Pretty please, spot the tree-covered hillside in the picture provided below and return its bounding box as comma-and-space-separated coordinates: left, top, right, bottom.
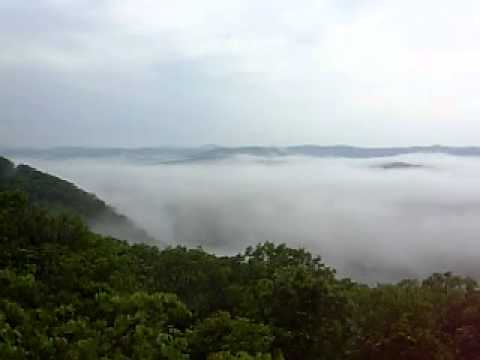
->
1, 188, 480, 359
0, 156, 155, 244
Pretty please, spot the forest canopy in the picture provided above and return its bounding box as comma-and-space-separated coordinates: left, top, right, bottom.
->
1, 190, 480, 359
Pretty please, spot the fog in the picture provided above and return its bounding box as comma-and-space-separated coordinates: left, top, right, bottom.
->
13, 154, 480, 283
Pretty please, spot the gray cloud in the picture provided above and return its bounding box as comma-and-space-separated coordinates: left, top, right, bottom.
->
2, 0, 480, 147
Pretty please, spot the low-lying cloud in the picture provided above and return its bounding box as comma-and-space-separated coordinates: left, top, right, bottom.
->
13, 154, 480, 283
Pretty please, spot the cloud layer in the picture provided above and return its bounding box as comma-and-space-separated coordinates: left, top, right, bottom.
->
15, 154, 480, 283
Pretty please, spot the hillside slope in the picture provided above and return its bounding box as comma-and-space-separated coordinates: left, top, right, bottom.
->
0, 156, 156, 244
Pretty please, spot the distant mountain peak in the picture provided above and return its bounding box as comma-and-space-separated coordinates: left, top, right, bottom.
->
4, 145, 480, 164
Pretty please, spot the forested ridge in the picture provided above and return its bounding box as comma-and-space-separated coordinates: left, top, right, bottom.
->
0, 157, 155, 244
1, 158, 480, 359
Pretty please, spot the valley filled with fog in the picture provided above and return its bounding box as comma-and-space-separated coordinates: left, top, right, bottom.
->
13, 154, 480, 283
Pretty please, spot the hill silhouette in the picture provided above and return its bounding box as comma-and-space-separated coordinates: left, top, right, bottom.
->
0, 156, 156, 244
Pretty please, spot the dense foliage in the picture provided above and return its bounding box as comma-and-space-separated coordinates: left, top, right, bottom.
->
0, 157, 155, 244
1, 190, 480, 359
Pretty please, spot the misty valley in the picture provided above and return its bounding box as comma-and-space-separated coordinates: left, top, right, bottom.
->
4, 0, 480, 357
7, 147, 480, 283
2, 148, 480, 359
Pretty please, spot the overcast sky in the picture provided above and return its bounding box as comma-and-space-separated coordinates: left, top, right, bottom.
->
2, 0, 480, 148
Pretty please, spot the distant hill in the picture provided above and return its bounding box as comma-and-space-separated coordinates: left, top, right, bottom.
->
373, 161, 424, 170
4, 145, 480, 164
0, 156, 157, 244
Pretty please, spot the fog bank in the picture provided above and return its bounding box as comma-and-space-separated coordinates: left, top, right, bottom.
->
14, 154, 480, 283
